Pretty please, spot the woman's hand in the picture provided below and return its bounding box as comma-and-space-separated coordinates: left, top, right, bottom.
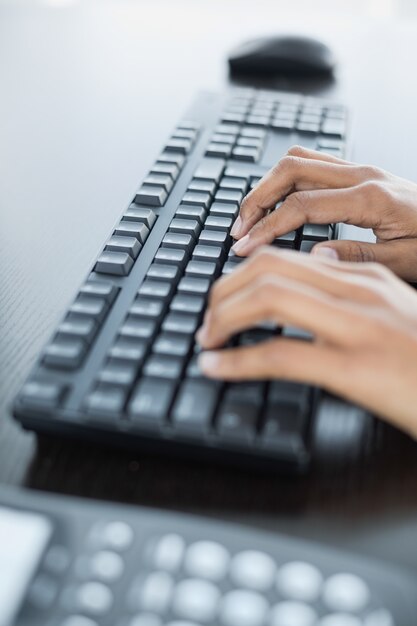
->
230, 146, 417, 281
197, 248, 417, 439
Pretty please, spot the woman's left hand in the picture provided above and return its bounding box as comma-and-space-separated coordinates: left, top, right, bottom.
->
196, 247, 417, 439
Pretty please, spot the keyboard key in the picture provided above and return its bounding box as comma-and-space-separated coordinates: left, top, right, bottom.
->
300, 240, 316, 253
57, 317, 97, 344
135, 185, 168, 207
216, 383, 264, 444
219, 176, 248, 192
69, 295, 108, 322
157, 152, 185, 168
43, 339, 86, 370
97, 362, 138, 388
143, 174, 174, 192
272, 230, 297, 248
155, 247, 187, 268
321, 119, 346, 137
240, 127, 266, 138
205, 216, 233, 231
170, 295, 206, 314
211, 133, 236, 144
162, 313, 199, 334
147, 263, 180, 282
172, 128, 197, 141
302, 224, 330, 241
171, 579, 220, 623
19, 381, 67, 409
114, 221, 150, 244
232, 147, 260, 162
169, 218, 201, 239
177, 119, 200, 131
210, 202, 239, 219
236, 137, 262, 149
165, 138, 192, 153
138, 280, 173, 299
206, 142, 233, 158
186, 260, 217, 279
322, 574, 370, 613
182, 192, 211, 209
172, 380, 219, 432
199, 229, 229, 247
277, 561, 323, 602
130, 297, 165, 319
176, 205, 207, 224
188, 179, 217, 195
79, 281, 119, 304
95, 251, 134, 276
143, 355, 184, 379
246, 115, 270, 127
85, 385, 126, 417
108, 338, 147, 365
123, 207, 157, 230
214, 189, 243, 204
269, 601, 318, 626
162, 232, 193, 250
184, 541, 230, 582
186, 355, 204, 378
260, 382, 311, 453
129, 378, 176, 424
215, 123, 240, 135
271, 119, 295, 131
150, 162, 179, 180
224, 165, 252, 179
178, 276, 211, 295
192, 244, 224, 266
297, 122, 320, 134
119, 318, 157, 341
193, 158, 225, 183
153, 333, 192, 357
106, 235, 141, 259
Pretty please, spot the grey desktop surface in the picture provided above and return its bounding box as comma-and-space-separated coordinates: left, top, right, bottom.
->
1, 1, 417, 573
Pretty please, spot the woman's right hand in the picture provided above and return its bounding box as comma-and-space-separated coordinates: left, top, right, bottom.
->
230, 146, 417, 281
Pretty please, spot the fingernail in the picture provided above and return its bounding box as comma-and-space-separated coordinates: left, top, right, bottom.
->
231, 216, 243, 238
196, 323, 209, 345
199, 351, 220, 373
232, 234, 250, 255
313, 246, 339, 260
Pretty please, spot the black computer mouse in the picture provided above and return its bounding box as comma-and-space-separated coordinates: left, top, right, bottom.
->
228, 35, 336, 77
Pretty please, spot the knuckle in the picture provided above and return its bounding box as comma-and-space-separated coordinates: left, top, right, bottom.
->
357, 164, 383, 181
360, 180, 389, 203
274, 155, 299, 175
284, 190, 311, 219
286, 144, 306, 158
347, 241, 377, 263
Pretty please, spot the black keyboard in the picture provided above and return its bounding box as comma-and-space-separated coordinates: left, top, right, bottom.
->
3, 486, 416, 626
13, 88, 356, 473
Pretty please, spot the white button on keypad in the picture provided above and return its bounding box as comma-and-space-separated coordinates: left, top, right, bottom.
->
184, 541, 230, 581
89, 550, 124, 582
152, 534, 185, 572
100, 521, 134, 550
172, 578, 220, 622
128, 614, 163, 626
76, 581, 113, 615
319, 615, 363, 626
44, 545, 71, 574
269, 600, 318, 626
322, 573, 370, 613
60, 616, 98, 626
364, 609, 395, 626
220, 589, 269, 626
230, 550, 276, 590
139, 571, 174, 613
277, 561, 323, 602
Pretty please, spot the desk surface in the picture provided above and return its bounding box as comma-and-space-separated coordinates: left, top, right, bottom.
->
1, 0, 417, 574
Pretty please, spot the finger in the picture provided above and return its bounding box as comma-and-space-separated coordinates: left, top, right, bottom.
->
198, 339, 343, 387
312, 238, 417, 282
208, 247, 390, 314
285, 144, 355, 166
199, 275, 366, 349
232, 185, 374, 256
231, 156, 365, 240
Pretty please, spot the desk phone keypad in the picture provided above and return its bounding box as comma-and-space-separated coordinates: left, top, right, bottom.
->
7, 487, 413, 626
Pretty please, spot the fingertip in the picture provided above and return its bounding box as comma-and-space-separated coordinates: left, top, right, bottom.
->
231, 234, 250, 255
312, 245, 339, 260
230, 215, 243, 238
198, 351, 221, 376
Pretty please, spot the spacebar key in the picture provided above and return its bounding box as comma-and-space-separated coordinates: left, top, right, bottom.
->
172, 380, 220, 433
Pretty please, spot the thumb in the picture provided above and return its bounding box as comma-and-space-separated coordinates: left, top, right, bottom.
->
311, 238, 417, 282
312, 239, 378, 263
